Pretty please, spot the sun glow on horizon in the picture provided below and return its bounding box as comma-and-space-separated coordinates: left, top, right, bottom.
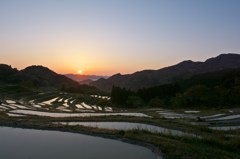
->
77, 70, 83, 75
1, 1, 239, 77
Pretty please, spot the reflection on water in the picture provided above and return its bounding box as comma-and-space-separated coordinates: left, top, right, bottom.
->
209, 126, 240, 131
58, 122, 192, 137
10, 110, 151, 118
0, 126, 159, 159
208, 114, 240, 121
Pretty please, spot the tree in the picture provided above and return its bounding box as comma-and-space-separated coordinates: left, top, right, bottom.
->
127, 95, 143, 107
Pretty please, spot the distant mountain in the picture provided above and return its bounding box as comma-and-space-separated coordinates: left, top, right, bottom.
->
78, 79, 94, 85
91, 53, 240, 91
64, 74, 108, 82
0, 65, 79, 88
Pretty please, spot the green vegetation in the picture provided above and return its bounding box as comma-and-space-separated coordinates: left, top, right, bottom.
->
111, 69, 240, 109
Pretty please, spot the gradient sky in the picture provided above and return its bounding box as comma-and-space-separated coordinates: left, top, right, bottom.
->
0, 0, 240, 75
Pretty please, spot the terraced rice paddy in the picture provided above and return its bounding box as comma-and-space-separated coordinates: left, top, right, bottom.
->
157, 110, 197, 119
1, 92, 240, 133
208, 114, 240, 121
0, 91, 240, 159
0, 93, 113, 113
57, 122, 192, 136
155, 109, 240, 131
0, 92, 151, 118
209, 125, 240, 131
10, 110, 151, 118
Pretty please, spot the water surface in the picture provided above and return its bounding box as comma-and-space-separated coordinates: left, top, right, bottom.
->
11, 110, 150, 118
58, 122, 191, 136
0, 126, 159, 159
208, 114, 240, 121
209, 126, 240, 131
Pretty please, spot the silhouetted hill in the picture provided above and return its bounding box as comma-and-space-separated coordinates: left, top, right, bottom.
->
0, 65, 79, 88
0, 64, 18, 81
91, 53, 240, 91
20, 66, 79, 88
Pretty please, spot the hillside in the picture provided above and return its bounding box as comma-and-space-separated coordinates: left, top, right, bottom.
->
0, 64, 18, 80
0, 65, 79, 88
111, 68, 240, 108
91, 53, 240, 91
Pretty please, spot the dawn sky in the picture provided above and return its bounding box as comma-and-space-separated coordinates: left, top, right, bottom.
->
0, 0, 240, 75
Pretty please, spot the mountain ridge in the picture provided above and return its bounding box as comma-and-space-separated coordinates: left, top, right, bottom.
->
90, 53, 240, 91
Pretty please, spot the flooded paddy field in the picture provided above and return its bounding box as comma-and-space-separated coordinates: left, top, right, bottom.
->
0, 126, 160, 159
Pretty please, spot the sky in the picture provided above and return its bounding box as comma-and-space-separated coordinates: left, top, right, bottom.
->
0, 0, 240, 75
